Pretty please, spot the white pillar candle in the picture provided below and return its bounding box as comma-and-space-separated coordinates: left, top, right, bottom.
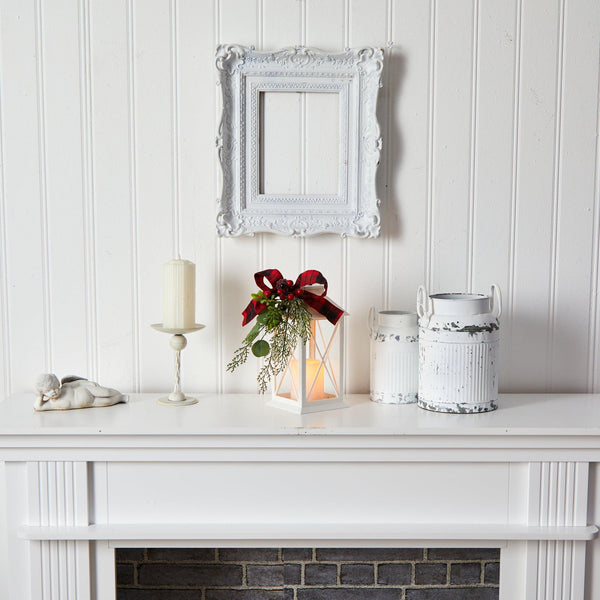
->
162, 259, 196, 329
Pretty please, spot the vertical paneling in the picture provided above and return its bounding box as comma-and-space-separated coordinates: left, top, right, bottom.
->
526, 462, 589, 599
430, 0, 476, 292
127, 0, 142, 391
303, 0, 346, 313
261, 94, 303, 195
80, 0, 98, 382
305, 95, 339, 196
0, 0, 599, 396
510, 0, 560, 391
132, 0, 175, 390
470, 0, 517, 389
387, 0, 430, 310
344, 0, 388, 392
178, 0, 218, 392
261, 0, 303, 285
169, 0, 181, 259
89, 0, 136, 391
0, 0, 48, 393
594, 136, 600, 392
550, 0, 600, 392
28, 462, 91, 599
0, 25, 8, 399
41, 0, 89, 377
219, 0, 260, 392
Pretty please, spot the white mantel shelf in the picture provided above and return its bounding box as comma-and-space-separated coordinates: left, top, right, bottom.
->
2, 392, 600, 436
1, 393, 600, 458
1, 393, 600, 600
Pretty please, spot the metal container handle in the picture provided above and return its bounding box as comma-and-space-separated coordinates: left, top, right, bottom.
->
416, 285, 432, 326
490, 284, 502, 319
368, 306, 376, 335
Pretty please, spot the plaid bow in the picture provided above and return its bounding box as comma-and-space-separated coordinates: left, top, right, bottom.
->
242, 269, 344, 326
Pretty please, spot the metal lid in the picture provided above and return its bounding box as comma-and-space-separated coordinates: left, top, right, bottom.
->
429, 293, 491, 316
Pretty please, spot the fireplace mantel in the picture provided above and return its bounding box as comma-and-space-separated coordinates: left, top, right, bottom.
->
1, 393, 599, 599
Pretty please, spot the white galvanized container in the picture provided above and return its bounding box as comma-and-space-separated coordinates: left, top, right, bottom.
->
369, 308, 419, 404
416, 285, 501, 414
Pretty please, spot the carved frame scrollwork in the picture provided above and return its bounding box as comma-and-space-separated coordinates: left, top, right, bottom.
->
215, 45, 383, 238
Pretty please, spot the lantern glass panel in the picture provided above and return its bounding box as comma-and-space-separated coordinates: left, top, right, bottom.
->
271, 315, 345, 414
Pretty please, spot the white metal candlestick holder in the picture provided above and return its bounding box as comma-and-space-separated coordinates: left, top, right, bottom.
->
151, 323, 205, 406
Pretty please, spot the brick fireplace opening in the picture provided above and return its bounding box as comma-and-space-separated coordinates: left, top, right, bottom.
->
116, 547, 500, 600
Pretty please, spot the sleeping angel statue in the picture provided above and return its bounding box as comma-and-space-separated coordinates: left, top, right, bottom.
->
34, 373, 128, 411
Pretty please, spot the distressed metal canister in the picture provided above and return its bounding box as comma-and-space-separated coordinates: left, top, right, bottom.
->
416, 285, 501, 413
369, 308, 419, 404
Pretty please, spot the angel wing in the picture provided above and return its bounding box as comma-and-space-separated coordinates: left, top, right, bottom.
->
86, 384, 117, 398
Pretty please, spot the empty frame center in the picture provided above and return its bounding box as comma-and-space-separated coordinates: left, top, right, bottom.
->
259, 91, 339, 196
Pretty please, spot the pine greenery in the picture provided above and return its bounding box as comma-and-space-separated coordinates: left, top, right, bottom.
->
226, 294, 313, 393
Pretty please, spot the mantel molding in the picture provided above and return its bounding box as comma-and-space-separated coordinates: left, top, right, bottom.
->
3, 438, 600, 464
19, 523, 598, 543
1, 393, 600, 462
1, 394, 600, 599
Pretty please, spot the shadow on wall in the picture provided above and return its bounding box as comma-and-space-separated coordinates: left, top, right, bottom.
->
376, 46, 406, 241
500, 308, 588, 394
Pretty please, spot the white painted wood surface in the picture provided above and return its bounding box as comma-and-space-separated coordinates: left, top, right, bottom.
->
1, 393, 600, 599
0, 0, 599, 399
17, 523, 599, 542
2, 393, 600, 470
27, 461, 91, 600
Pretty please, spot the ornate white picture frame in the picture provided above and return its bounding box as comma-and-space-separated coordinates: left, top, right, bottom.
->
216, 45, 383, 238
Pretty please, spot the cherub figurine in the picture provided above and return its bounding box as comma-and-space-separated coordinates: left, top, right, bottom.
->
34, 374, 128, 411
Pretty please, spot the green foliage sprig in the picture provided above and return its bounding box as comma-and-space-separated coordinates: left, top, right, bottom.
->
227, 290, 312, 393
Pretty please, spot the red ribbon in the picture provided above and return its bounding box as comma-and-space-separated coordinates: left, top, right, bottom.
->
242, 269, 344, 326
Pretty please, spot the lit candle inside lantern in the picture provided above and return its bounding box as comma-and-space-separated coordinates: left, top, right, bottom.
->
162, 259, 196, 329
290, 358, 326, 402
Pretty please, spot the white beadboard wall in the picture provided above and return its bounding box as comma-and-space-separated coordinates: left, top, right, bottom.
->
0, 0, 599, 397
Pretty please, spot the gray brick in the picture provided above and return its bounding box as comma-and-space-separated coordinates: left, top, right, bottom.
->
284, 564, 302, 585
427, 548, 500, 561
484, 562, 500, 584
117, 591, 200, 600
316, 548, 422, 561
147, 548, 216, 562
116, 563, 135, 586
304, 563, 337, 585
298, 589, 403, 600
246, 565, 280, 586
406, 589, 499, 600
206, 591, 285, 600
116, 547, 501, 600
378, 563, 412, 585
415, 563, 447, 585
340, 564, 374, 585
219, 549, 279, 562
450, 562, 481, 584
116, 548, 145, 561
138, 564, 242, 587
248, 565, 284, 586
282, 548, 313, 561
116, 562, 135, 586
246, 564, 300, 586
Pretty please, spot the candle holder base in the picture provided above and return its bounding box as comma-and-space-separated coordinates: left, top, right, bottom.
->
157, 395, 198, 407
151, 323, 205, 408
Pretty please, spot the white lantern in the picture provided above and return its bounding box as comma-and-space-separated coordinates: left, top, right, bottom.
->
268, 313, 345, 414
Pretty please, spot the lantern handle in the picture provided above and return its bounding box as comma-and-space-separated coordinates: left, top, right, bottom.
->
490, 283, 502, 319
368, 306, 376, 335
416, 285, 432, 327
